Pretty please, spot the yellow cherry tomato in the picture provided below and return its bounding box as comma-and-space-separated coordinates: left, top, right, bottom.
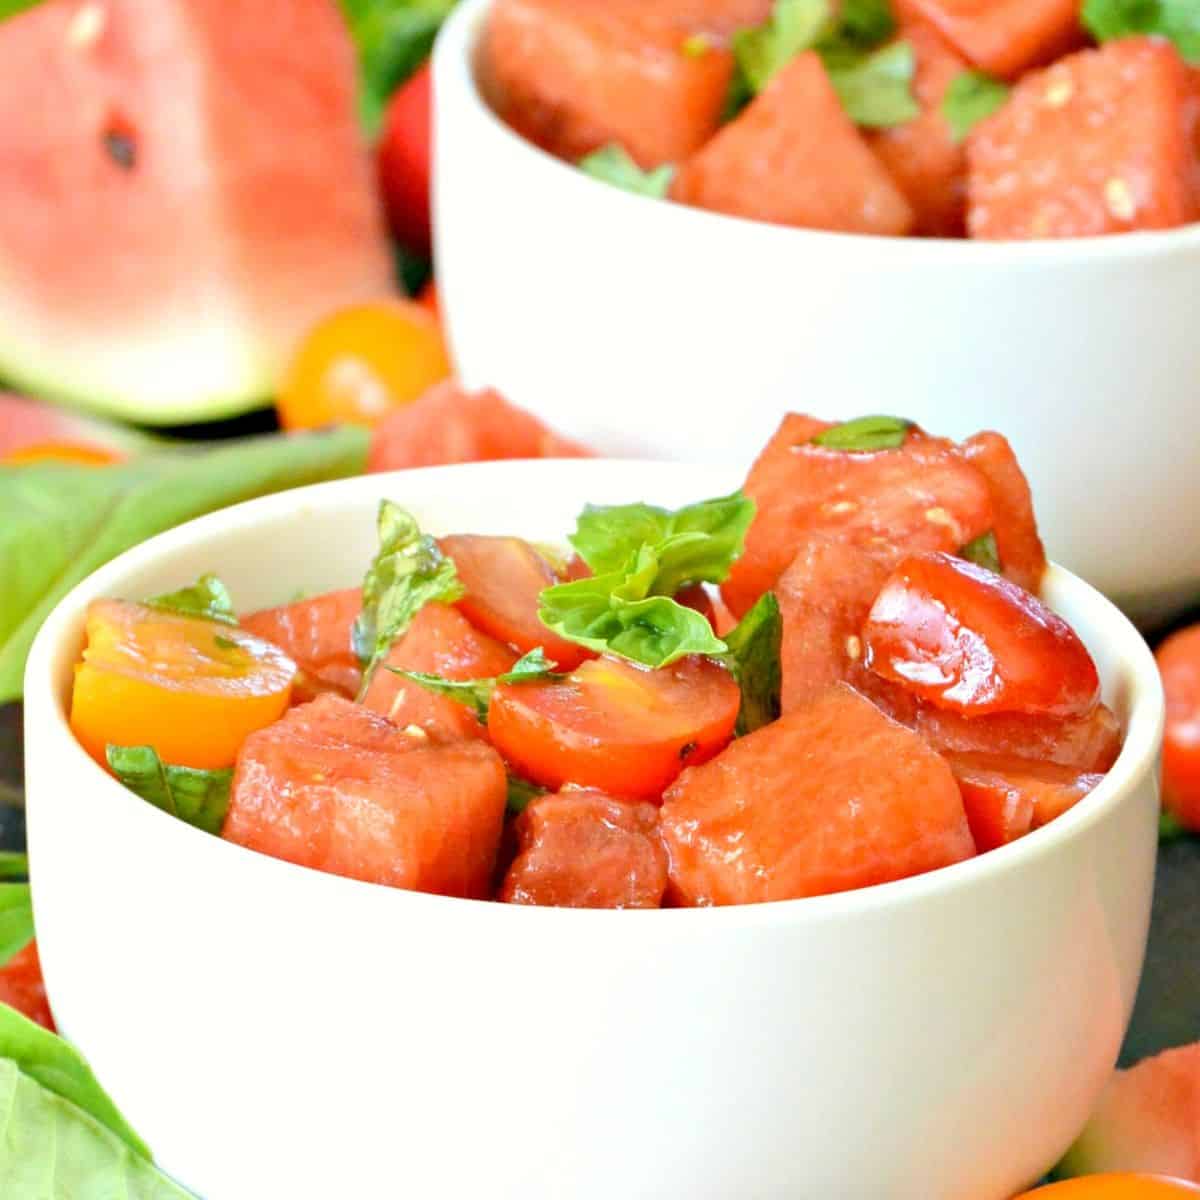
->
1018, 1177, 1200, 1198
276, 300, 452, 431
71, 599, 296, 770
3, 442, 122, 466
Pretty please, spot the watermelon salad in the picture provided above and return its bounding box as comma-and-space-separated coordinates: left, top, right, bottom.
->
479, 0, 1200, 238
65, 411, 1123, 908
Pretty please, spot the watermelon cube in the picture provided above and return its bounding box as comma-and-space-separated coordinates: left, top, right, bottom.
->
670, 52, 915, 234
660, 683, 975, 905
870, 22, 971, 236
500, 790, 669, 909
479, 0, 762, 167
968, 37, 1200, 239
224, 694, 508, 897
895, 0, 1082, 79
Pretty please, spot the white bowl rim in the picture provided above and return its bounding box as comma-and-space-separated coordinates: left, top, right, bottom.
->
436, 0, 1200, 262
24, 458, 1165, 927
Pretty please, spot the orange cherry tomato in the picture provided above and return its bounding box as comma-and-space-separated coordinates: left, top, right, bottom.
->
1016, 1176, 1200, 1198
440, 533, 593, 671
489, 654, 741, 800
276, 301, 452, 431
1157, 624, 1200, 831
2, 441, 122, 466
378, 63, 433, 254
863, 551, 1100, 718
71, 599, 296, 770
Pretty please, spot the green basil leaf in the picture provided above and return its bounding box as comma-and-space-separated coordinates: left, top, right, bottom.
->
578, 144, 676, 199
827, 40, 920, 128
816, 0, 896, 67
1081, 0, 1200, 64
0, 426, 368, 704
960, 530, 1002, 574
1160, 808, 1189, 843
0, 0, 45, 19
718, 593, 783, 736
145, 574, 236, 625
733, 0, 834, 93
0, 852, 28, 882
0, 885, 34, 971
0, 1003, 153, 1161
387, 648, 563, 724
506, 775, 547, 816
569, 492, 755, 591
811, 415, 913, 452
352, 501, 464, 694
106, 746, 232, 836
941, 69, 1010, 142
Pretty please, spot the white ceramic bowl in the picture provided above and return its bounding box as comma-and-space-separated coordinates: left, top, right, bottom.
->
433, 0, 1200, 623
25, 460, 1162, 1200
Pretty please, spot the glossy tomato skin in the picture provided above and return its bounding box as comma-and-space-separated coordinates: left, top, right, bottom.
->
863, 552, 1100, 718
440, 533, 592, 670
489, 654, 741, 801
1157, 625, 1200, 831
378, 64, 432, 254
1017, 1176, 1200, 1197
225, 694, 507, 897
500, 790, 668, 909
0, 942, 54, 1031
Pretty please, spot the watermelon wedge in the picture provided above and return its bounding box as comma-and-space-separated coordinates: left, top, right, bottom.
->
0, 392, 156, 462
0, 0, 393, 424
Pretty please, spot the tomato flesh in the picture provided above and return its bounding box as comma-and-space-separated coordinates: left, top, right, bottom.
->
1156, 624, 1200, 831
0, 942, 54, 1031
441, 533, 592, 670
863, 552, 1100, 718
500, 790, 668, 909
489, 654, 741, 800
377, 64, 433, 254
71, 598, 295, 770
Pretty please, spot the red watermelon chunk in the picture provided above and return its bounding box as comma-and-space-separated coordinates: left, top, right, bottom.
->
895, 0, 1082, 79
722, 413, 993, 618
660, 683, 974, 905
871, 21, 971, 237
0, 0, 392, 423
671, 52, 914, 234
968, 37, 1200, 239
479, 0, 764, 168
224, 694, 507, 897
500, 790, 669, 909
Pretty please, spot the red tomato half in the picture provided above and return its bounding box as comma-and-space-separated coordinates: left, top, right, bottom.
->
1157, 624, 1200, 831
489, 654, 741, 800
863, 552, 1100, 718
440, 533, 592, 670
378, 63, 433, 254
0, 942, 54, 1031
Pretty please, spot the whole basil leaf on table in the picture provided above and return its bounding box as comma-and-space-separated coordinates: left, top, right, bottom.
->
0, 425, 369, 703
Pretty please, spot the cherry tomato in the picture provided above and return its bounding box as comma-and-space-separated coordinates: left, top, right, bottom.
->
2, 442, 122, 466
863, 552, 1100, 718
71, 599, 296, 770
0, 942, 54, 1031
489, 654, 741, 800
378, 63, 433, 254
1016, 1177, 1200, 1198
440, 533, 592, 670
277, 301, 452, 431
1157, 624, 1200, 831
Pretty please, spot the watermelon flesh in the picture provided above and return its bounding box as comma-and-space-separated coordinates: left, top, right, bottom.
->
1058, 1042, 1200, 1182
0, 0, 393, 424
0, 392, 156, 460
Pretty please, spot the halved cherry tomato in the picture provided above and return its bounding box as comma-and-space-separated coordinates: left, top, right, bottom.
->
863, 552, 1100, 718
2, 442, 121, 466
277, 301, 452, 431
440, 533, 592, 670
378, 63, 433, 254
416, 280, 439, 319
71, 599, 295, 770
0, 941, 54, 1031
488, 654, 741, 800
1016, 1176, 1200, 1198
1157, 624, 1200, 831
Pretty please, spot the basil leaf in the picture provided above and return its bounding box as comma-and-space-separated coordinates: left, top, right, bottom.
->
106, 746, 232, 836
718, 593, 783, 736
733, 0, 834, 93
1082, 0, 1200, 63
0, 426, 368, 704
0, 1003, 152, 1161
1160, 809, 1189, 843
960, 531, 1002, 574
569, 492, 755, 590
387, 648, 562, 724
579, 145, 676, 199
811, 415, 913, 452
941, 70, 1010, 142
817, 0, 896, 67
145, 574, 236, 625
352, 501, 464, 694
0, 852, 28, 882
827, 40, 920, 128
0, 0, 45, 19
506, 775, 547, 816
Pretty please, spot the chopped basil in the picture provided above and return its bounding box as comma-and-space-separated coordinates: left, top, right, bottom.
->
732, 0, 834, 94
145, 574, 236, 624
811, 415, 912, 452
718, 593, 783, 736
960, 531, 1002, 574
106, 745, 232, 836
941, 70, 1010, 142
1082, 0, 1200, 64
827, 40, 920, 128
506, 775, 548, 816
578, 145, 676, 200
